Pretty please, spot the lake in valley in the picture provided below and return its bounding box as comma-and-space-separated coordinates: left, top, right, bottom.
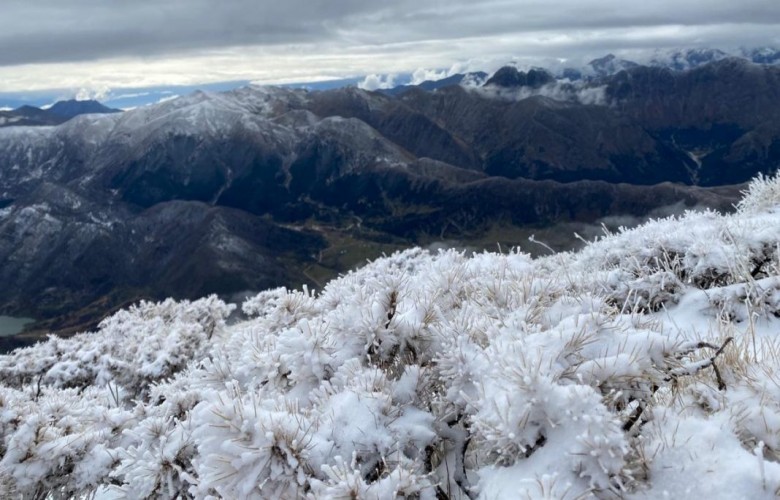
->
0, 316, 33, 337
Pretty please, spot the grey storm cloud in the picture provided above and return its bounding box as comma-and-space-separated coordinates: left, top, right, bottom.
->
2, 0, 780, 67
0, 0, 370, 65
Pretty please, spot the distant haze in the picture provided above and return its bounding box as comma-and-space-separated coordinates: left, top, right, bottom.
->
1, 0, 778, 97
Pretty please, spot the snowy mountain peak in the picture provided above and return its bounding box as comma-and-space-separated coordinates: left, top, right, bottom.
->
649, 47, 729, 71
741, 46, 780, 64
586, 53, 639, 76
47, 99, 121, 119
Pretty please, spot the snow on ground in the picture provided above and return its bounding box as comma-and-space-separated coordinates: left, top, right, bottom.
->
1, 174, 780, 499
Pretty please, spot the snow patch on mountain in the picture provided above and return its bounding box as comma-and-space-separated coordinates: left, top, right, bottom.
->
0, 86, 320, 193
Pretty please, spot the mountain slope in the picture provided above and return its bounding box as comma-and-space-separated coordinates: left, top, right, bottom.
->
0, 105, 62, 127
606, 58, 780, 184
0, 99, 120, 128
2, 58, 778, 329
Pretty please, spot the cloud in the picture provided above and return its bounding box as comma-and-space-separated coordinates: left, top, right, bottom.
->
0, 0, 375, 66
156, 94, 180, 104
411, 68, 449, 85
110, 91, 151, 100
358, 74, 397, 91
474, 80, 608, 106
0, 1, 778, 92
74, 86, 111, 101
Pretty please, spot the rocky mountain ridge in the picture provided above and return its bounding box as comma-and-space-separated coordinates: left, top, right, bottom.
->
380, 47, 780, 95
1, 57, 776, 337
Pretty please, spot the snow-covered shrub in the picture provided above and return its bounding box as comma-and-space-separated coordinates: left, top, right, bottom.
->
602, 268, 684, 312
737, 171, 780, 215
111, 416, 196, 499
0, 296, 234, 397
0, 385, 134, 498
2, 174, 780, 498
706, 276, 780, 322
190, 389, 324, 499
242, 286, 319, 327
308, 458, 434, 499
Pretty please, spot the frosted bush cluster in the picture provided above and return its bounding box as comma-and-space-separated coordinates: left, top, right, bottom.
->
737, 171, 780, 215
1, 174, 780, 498
0, 296, 233, 396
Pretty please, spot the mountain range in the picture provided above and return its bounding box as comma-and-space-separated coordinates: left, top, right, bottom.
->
1, 53, 778, 339
378, 46, 780, 95
0, 99, 120, 127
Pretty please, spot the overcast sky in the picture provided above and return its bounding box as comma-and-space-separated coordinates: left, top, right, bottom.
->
1, 0, 779, 95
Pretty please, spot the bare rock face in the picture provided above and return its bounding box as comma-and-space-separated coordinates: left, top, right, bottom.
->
484, 67, 555, 88
2, 57, 776, 329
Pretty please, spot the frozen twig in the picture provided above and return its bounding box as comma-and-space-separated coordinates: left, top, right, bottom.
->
667, 337, 734, 390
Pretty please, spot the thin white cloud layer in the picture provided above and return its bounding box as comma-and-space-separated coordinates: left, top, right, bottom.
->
0, 0, 778, 92
156, 94, 180, 104
474, 81, 608, 105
